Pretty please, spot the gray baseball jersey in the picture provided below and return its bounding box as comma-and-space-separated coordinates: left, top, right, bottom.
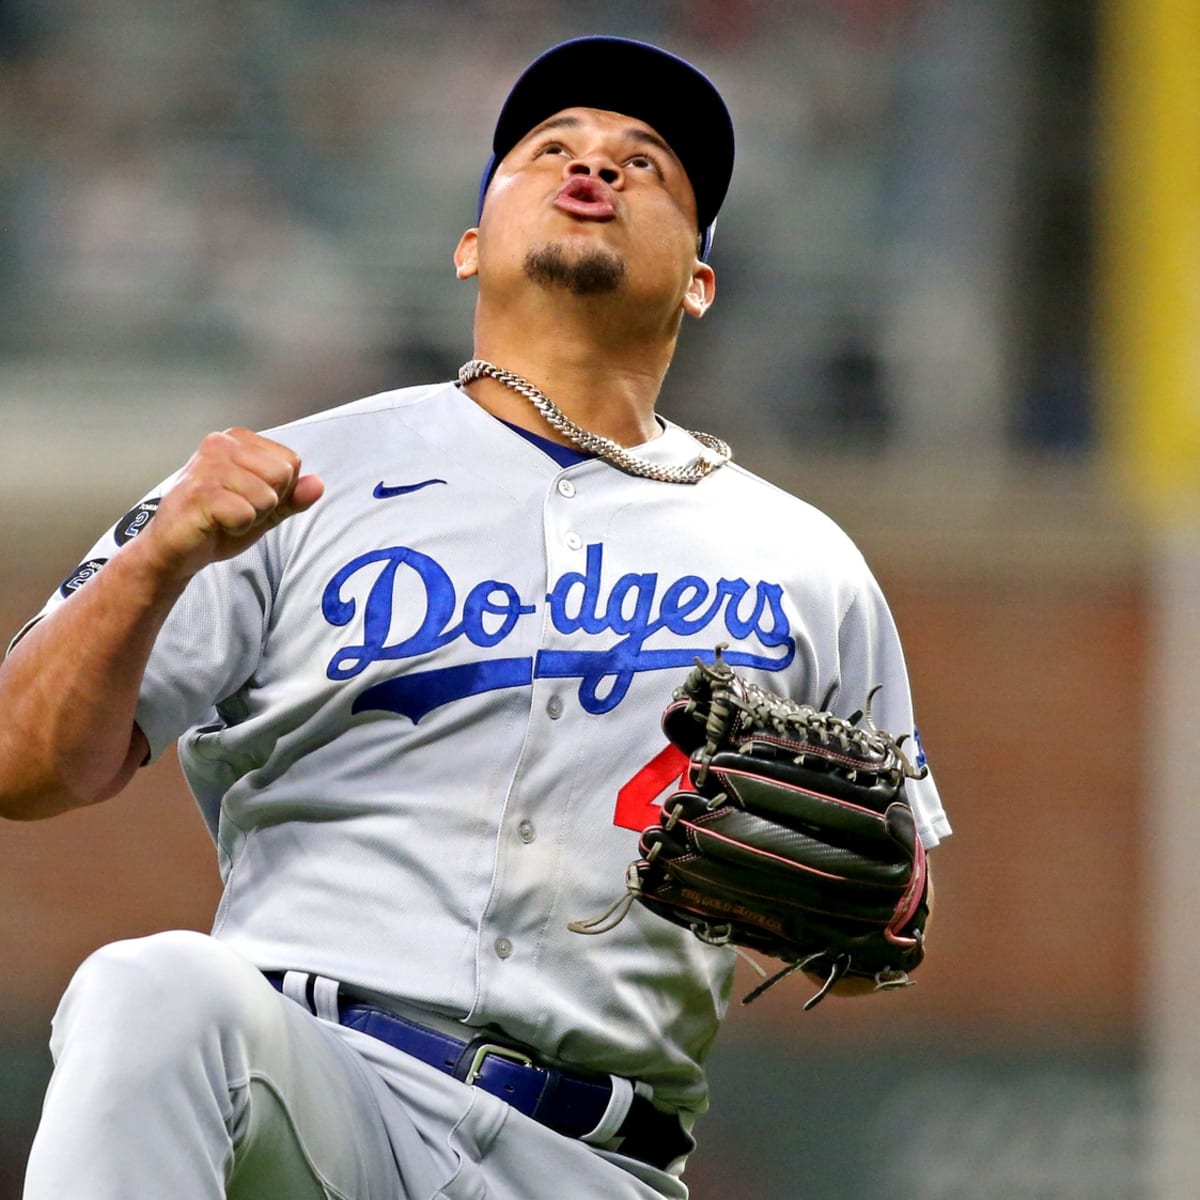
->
20, 381, 949, 1114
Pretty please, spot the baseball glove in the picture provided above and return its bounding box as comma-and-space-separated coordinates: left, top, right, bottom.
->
572, 648, 929, 1010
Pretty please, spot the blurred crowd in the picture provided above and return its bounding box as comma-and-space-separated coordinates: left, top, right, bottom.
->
0, 0, 1091, 451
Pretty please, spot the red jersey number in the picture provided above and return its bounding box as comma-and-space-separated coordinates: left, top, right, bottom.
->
613, 744, 693, 831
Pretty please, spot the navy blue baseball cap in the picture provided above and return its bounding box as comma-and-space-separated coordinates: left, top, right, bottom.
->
477, 36, 735, 260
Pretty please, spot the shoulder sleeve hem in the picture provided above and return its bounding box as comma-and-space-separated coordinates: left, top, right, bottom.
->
5, 615, 42, 658
134, 695, 183, 766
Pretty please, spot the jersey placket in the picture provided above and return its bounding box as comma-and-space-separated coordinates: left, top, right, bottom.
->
469, 466, 594, 1031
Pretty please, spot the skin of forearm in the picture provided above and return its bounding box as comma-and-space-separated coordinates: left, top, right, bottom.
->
0, 427, 321, 821
0, 540, 185, 819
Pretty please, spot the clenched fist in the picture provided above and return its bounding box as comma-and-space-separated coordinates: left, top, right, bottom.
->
138, 428, 324, 582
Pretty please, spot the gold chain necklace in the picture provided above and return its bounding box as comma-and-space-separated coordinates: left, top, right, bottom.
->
458, 359, 731, 485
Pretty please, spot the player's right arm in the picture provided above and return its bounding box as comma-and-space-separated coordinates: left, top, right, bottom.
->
0, 428, 324, 821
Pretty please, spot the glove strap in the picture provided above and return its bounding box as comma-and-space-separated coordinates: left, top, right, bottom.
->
741, 958, 811, 1006
568, 863, 642, 935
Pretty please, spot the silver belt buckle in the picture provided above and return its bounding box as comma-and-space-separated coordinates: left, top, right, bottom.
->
464, 1042, 536, 1086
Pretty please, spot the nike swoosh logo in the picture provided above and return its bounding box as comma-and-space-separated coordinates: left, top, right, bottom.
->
373, 478, 447, 499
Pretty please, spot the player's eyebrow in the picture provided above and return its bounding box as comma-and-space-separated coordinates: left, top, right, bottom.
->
622, 127, 679, 164
521, 114, 681, 165
524, 114, 582, 142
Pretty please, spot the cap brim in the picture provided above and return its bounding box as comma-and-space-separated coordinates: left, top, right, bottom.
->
486, 36, 734, 238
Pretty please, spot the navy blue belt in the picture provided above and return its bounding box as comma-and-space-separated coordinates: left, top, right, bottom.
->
264, 972, 692, 1171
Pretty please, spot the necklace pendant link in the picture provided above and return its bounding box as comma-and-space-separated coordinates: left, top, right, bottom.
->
457, 359, 731, 485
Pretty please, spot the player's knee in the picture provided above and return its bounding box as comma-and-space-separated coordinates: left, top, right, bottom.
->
53, 931, 261, 1062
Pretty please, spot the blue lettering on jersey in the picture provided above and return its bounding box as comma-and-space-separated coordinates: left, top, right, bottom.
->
911, 725, 928, 771
322, 543, 793, 722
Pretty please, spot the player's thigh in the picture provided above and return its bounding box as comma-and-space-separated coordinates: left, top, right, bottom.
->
226, 985, 407, 1200
55, 932, 406, 1199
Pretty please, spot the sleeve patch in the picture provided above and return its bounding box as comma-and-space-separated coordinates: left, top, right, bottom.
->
58, 558, 109, 598
114, 499, 160, 546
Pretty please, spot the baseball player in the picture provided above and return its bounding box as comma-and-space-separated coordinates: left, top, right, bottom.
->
0, 36, 950, 1200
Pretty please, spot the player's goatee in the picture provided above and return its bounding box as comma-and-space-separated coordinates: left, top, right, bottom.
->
523, 243, 626, 296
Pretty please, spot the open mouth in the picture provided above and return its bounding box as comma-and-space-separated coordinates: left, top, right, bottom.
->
553, 176, 617, 221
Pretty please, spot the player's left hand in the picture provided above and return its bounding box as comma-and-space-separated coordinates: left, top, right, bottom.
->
573, 648, 929, 1010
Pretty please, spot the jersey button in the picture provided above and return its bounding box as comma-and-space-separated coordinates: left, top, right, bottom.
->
518, 819, 536, 843
494, 937, 513, 959
564, 531, 583, 551
546, 696, 564, 719
557, 479, 577, 498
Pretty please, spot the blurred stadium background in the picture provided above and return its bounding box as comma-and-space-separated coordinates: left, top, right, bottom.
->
2, 1, 1196, 1197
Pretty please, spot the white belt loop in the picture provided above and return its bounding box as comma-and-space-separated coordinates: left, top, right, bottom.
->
281, 971, 310, 1009
312, 975, 341, 1023
580, 1075, 635, 1146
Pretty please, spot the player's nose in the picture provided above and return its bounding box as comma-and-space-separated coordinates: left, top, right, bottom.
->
565, 156, 622, 188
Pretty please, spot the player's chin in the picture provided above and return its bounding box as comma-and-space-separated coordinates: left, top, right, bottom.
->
522, 241, 627, 297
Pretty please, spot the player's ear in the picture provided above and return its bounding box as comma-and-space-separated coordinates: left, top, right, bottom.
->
454, 229, 479, 281
681, 262, 716, 320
